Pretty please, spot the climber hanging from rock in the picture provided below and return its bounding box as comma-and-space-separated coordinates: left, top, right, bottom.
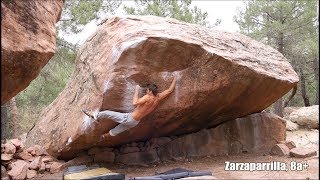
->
82, 75, 177, 141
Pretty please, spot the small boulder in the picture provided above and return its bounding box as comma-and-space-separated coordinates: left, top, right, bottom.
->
49, 162, 65, 174
38, 161, 46, 173
94, 151, 115, 163
289, 147, 317, 158
75, 151, 87, 157
286, 120, 299, 131
1, 165, 8, 177
115, 149, 159, 166
13, 151, 33, 161
156, 137, 172, 146
270, 144, 290, 156
3, 143, 16, 154
284, 107, 301, 117
45, 163, 51, 172
1, 154, 13, 161
64, 155, 92, 168
28, 156, 42, 170
149, 137, 172, 149
121, 146, 140, 154
10, 139, 23, 152
26, 169, 37, 179
287, 105, 319, 129
101, 147, 114, 152
41, 156, 55, 163
128, 142, 138, 147
1, 176, 10, 180
284, 141, 296, 150
26, 145, 48, 156
26, 147, 36, 156
1, 144, 4, 153
88, 147, 101, 155
7, 160, 28, 180
137, 142, 145, 148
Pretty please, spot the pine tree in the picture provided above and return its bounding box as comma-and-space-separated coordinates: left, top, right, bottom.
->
123, 0, 220, 27
234, 0, 318, 115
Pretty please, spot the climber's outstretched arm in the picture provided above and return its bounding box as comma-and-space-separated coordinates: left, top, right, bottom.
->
158, 76, 177, 101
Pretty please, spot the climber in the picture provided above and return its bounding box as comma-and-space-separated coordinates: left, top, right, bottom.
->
82, 75, 177, 141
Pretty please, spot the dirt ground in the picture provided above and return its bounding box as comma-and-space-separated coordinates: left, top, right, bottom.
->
37, 129, 319, 179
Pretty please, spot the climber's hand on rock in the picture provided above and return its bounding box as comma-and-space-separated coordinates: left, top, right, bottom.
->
173, 75, 177, 81
172, 72, 179, 80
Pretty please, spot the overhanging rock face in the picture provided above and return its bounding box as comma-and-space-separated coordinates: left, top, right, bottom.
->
26, 15, 299, 159
1, 0, 64, 104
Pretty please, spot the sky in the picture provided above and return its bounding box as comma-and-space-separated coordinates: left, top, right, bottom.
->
191, 1, 244, 31
61, 1, 244, 45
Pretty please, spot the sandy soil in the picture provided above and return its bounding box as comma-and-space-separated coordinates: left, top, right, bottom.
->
37, 129, 319, 179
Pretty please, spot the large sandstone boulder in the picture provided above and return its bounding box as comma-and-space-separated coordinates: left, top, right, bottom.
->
1, 0, 64, 104
286, 105, 319, 129
26, 16, 298, 159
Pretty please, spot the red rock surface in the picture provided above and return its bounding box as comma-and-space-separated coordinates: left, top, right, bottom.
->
1, 140, 67, 179
7, 160, 28, 180
270, 144, 290, 156
28, 156, 42, 170
13, 151, 33, 161
93, 151, 115, 163
1, 165, 8, 178
1, 154, 13, 161
26, 169, 37, 179
116, 149, 159, 166
1, 0, 64, 104
9, 139, 23, 151
289, 147, 317, 158
156, 112, 286, 163
2, 143, 16, 154
49, 162, 65, 174
87, 147, 102, 155
284, 141, 296, 150
26, 145, 48, 156
64, 155, 93, 168
26, 16, 298, 159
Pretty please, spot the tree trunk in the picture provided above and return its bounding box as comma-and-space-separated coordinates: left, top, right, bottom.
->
313, 58, 319, 105
283, 84, 297, 107
1, 104, 9, 139
284, 56, 299, 108
299, 67, 310, 106
273, 97, 283, 117
273, 32, 284, 117
9, 97, 19, 137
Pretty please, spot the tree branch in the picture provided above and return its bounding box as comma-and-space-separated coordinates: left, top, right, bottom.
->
282, 2, 298, 24
251, 17, 265, 26
57, 38, 77, 51
264, 12, 276, 21
283, 84, 297, 108
59, 18, 74, 21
